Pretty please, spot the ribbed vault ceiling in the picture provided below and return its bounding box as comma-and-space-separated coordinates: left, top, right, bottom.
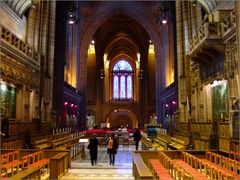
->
197, 0, 235, 14
4, 0, 35, 17
93, 14, 149, 63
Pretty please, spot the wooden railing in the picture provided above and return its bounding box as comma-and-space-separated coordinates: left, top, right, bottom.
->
8, 121, 51, 136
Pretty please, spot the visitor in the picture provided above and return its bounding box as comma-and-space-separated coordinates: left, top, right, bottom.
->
133, 128, 141, 150
107, 133, 119, 165
87, 134, 99, 165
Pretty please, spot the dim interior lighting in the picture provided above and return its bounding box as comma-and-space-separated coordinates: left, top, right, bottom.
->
71, 104, 74, 107
64, 102, 68, 106
68, 19, 75, 24
91, 40, 95, 44
158, 1, 169, 25
172, 100, 176, 105
149, 40, 152, 44
165, 104, 169, 108
67, 10, 77, 25
162, 19, 167, 24
192, 1, 197, 7
100, 69, 105, 79
74, 105, 77, 108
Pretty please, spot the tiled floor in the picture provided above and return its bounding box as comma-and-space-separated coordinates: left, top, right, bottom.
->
61, 143, 141, 179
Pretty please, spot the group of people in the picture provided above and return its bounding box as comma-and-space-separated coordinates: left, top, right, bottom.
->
87, 128, 141, 165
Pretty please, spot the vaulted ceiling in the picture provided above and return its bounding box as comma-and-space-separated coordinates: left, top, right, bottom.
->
197, 0, 235, 14
93, 14, 149, 63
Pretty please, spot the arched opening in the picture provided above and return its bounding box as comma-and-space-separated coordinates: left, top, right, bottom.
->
106, 109, 138, 129
80, 3, 163, 126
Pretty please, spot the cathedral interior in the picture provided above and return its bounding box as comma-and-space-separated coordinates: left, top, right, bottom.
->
0, 0, 240, 179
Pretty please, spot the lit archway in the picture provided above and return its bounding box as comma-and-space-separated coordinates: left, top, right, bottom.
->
106, 109, 138, 129
79, 3, 163, 123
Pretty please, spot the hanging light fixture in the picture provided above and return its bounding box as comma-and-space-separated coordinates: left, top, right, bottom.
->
66, 2, 78, 25
157, 1, 169, 25
100, 69, 105, 79
67, 11, 77, 24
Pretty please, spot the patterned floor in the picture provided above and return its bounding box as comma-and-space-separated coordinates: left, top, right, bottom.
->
61, 143, 141, 180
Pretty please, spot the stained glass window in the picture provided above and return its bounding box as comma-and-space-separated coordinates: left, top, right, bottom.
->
120, 76, 126, 99
113, 60, 132, 71
113, 76, 119, 99
127, 75, 132, 99
112, 60, 133, 100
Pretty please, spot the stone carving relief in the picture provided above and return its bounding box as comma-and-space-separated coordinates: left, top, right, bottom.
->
224, 37, 237, 79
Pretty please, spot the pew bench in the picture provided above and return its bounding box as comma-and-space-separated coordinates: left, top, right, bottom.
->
148, 159, 173, 180
132, 153, 153, 179
182, 151, 237, 180
173, 159, 208, 180
9, 167, 41, 180
34, 139, 51, 149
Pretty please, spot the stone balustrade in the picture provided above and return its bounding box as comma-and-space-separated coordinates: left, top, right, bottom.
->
221, 10, 236, 37
0, 25, 38, 61
189, 22, 221, 53
189, 10, 235, 55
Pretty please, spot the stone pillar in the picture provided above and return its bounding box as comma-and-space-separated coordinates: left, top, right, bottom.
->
175, 1, 186, 122
236, 1, 240, 99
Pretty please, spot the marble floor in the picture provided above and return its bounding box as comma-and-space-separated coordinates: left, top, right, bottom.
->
61, 143, 141, 180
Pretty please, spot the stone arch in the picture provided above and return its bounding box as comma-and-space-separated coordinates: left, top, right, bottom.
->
79, 3, 163, 123
105, 109, 139, 128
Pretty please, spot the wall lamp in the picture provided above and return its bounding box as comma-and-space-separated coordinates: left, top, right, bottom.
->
138, 69, 144, 80
100, 69, 105, 79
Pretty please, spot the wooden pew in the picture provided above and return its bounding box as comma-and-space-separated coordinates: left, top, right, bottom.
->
183, 151, 237, 180
132, 153, 153, 179
33, 138, 51, 149
9, 167, 41, 180
158, 151, 193, 180
148, 159, 173, 180
27, 151, 50, 175
49, 152, 69, 179
49, 133, 70, 149
206, 151, 240, 174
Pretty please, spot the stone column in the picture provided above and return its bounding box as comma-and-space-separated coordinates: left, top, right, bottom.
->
175, 1, 186, 122
236, 1, 240, 99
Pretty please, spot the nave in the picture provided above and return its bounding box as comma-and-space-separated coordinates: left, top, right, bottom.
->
62, 144, 140, 180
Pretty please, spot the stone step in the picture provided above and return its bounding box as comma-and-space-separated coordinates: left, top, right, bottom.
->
61, 168, 134, 180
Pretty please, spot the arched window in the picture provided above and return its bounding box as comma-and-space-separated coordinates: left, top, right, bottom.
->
112, 60, 133, 100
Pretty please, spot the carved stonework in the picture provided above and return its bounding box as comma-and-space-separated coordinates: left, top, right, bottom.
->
224, 37, 238, 79
0, 54, 40, 89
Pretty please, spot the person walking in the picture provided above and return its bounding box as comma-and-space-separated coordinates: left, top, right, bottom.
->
133, 128, 141, 150
87, 134, 99, 165
107, 133, 119, 165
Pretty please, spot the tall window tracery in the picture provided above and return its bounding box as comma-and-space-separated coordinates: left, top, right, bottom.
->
112, 60, 133, 100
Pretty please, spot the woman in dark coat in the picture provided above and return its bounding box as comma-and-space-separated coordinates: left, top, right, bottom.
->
107, 133, 119, 165
88, 134, 99, 165
133, 128, 141, 150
